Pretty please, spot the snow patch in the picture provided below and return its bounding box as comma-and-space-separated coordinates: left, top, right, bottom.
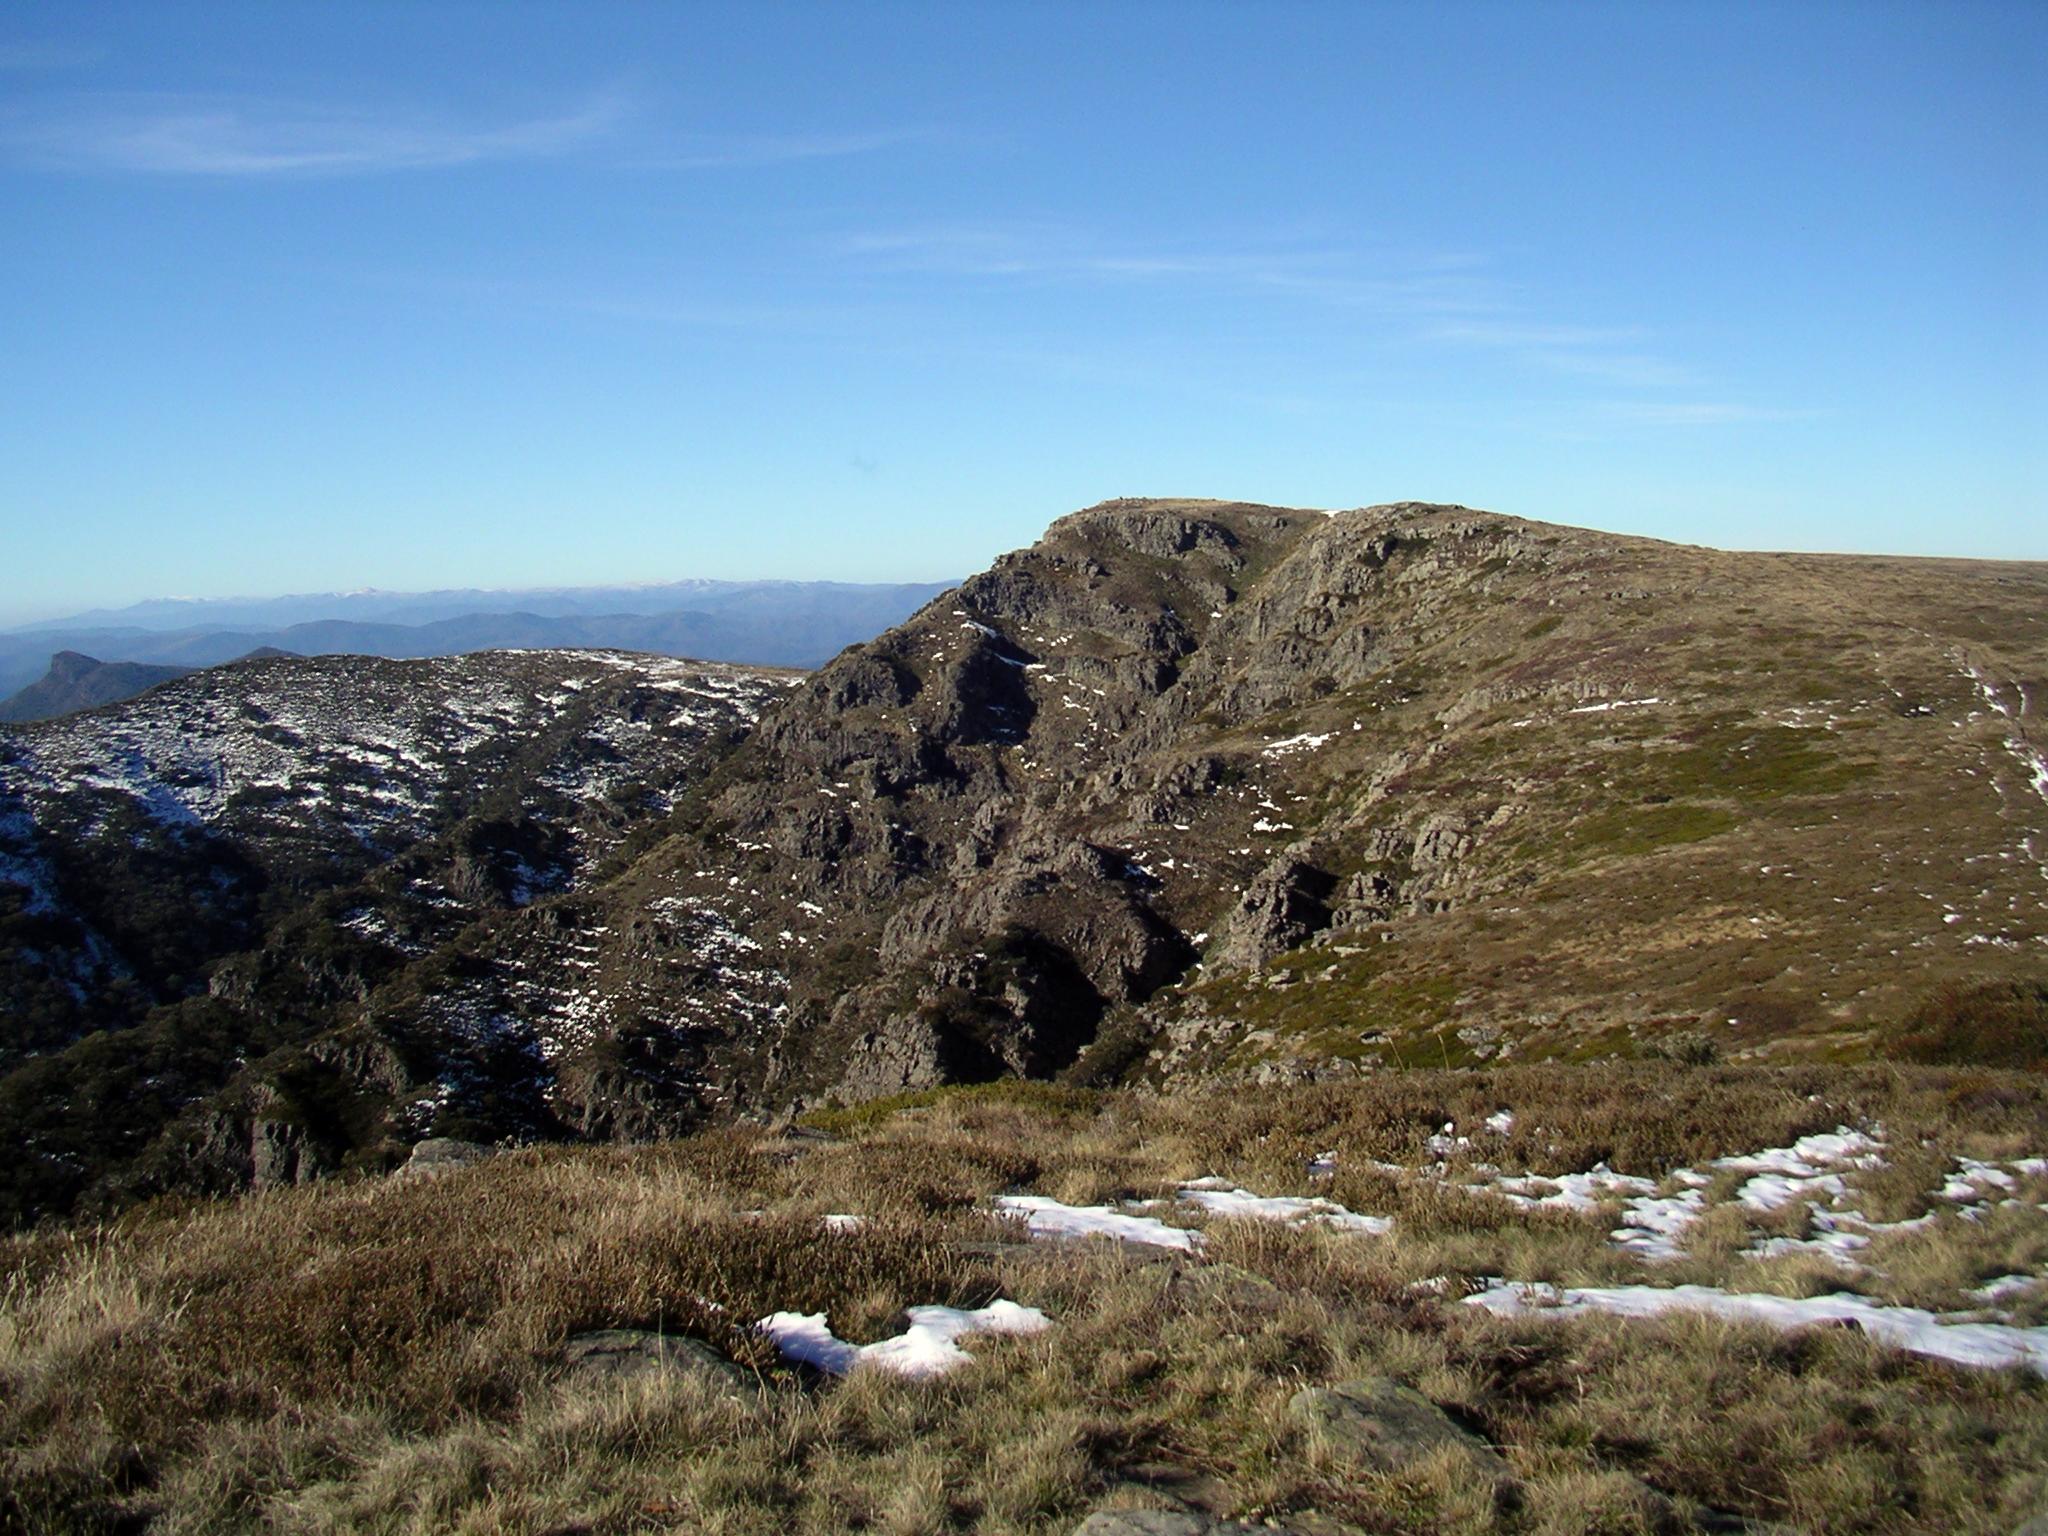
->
994, 1195, 1202, 1251
1465, 1282, 2048, 1377
1262, 731, 1334, 757
758, 1299, 1050, 1378
1177, 1178, 1391, 1234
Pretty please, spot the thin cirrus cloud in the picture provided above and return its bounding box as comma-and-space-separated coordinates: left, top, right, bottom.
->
1599, 400, 1816, 426
0, 89, 630, 176
645, 128, 935, 169
0, 90, 930, 178
844, 223, 1798, 426
838, 222, 1497, 317
1428, 320, 1699, 390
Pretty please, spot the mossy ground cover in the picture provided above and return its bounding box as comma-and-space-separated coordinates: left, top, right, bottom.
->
5, 1066, 2045, 1535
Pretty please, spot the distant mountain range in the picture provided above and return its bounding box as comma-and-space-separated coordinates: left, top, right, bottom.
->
0, 579, 957, 714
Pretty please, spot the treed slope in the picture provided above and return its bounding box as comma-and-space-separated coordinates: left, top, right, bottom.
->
0, 649, 792, 1220
354, 499, 2044, 1125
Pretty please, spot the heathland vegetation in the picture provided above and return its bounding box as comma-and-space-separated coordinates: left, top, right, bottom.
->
5, 1067, 2046, 1533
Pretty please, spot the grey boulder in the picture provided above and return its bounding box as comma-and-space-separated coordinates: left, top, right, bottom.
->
1287, 1376, 1510, 1480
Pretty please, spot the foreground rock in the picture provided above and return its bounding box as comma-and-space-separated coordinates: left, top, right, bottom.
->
559, 1330, 759, 1399
397, 1137, 494, 1176
1074, 1512, 1293, 1536
1287, 1375, 1511, 1481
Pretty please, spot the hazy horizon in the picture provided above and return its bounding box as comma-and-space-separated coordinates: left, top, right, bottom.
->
0, 570, 966, 632
13, 491, 2048, 632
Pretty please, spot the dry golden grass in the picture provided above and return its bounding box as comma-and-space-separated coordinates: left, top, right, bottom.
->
3, 1066, 2046, 1533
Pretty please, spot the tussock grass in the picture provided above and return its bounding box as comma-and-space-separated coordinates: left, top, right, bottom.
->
4, 1065, 2046, 1533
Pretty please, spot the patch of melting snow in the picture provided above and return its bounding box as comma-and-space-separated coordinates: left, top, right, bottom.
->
1940, 1159, 2018, 1201
998, 1182, 1394, 1246
1491, 1165, 1656, 1212
1970, 1274, 2041, 1304
1424, 1122, 1470, 1158
1177, 1177, 1391, 1234
1262, 731, 1334, 757
995, 1194, 1203, 1251
1963, 660, 2048, 810
758, 1299, 1050, 1378
1568, 697, 1663, 715
1465, 1282, 2048, 1377
1713, 1129, 1884, 1180
1612, 1187, 1710, 1261
1589, 1130, 2044, 1268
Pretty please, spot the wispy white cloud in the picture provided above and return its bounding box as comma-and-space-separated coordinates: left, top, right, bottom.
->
648, 128, 934, 169
838, 221, 1498, 317
1429, 321, 1643, 349
839, 220, 1804, 424
1599, 400, 1817, 426
1427, 319, 1698, 389
0, 89, 627, 175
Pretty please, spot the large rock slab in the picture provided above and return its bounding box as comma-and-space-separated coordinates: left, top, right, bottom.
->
1071, 1512, 1277, 1536
559, 1330, 759, 1399
397, 1137, 494, 1177
1287, 1376, 1510, 1480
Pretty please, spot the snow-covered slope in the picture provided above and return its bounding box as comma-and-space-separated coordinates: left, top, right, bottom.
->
0, 649, 792, 1067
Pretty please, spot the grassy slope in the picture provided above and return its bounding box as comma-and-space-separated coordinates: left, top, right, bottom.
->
1105, 522, 2048, 1076
5, 1066, 2045, 1535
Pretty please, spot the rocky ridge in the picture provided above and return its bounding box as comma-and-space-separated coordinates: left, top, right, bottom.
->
4, 498, 2046, 1218
352, 499, 2048, 1134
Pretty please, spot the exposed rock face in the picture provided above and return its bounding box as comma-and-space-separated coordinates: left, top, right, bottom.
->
7, 497, 2047, 1216
481, 495, 2039, 1117
397, 1137, 494, 1177
1072, 1513, 1279, 1536
1214, 859, 1337, 973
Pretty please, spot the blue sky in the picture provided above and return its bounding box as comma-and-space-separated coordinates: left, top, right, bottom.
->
1, 1, 2041, 623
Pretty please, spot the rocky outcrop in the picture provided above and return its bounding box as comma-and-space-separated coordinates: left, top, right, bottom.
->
1214, 859, 1337, 972
1072, 1513, 1282, 1536
0, 651, 196, 724
397, 1137, 493, 1176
